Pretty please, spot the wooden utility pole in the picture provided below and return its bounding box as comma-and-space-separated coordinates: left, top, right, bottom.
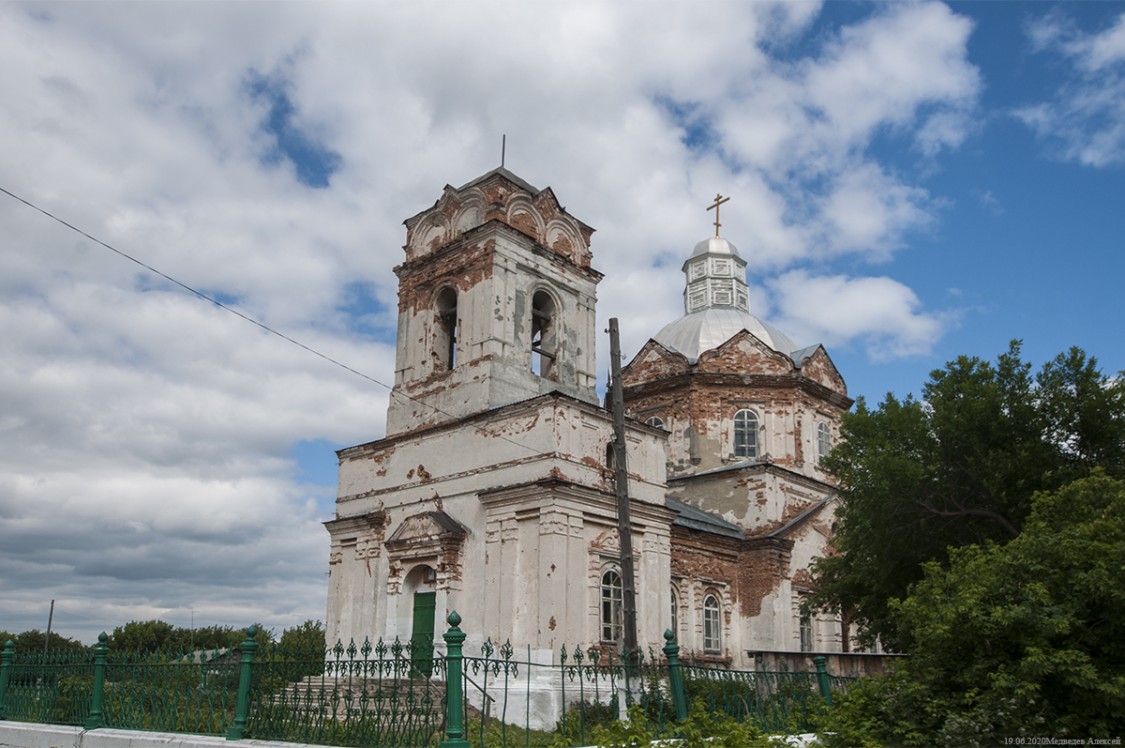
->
44, 599, 55, 657
608, 318, 639, 661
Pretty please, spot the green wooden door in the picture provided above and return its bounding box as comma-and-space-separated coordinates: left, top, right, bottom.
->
410, 591, 436, 677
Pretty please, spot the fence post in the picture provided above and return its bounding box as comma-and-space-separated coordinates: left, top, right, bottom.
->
84, 633, 109, 729
813, 655, 832, 707
226, 625, 259, 740
441, 611, 470, 748
0, 639, 13, 720
662, 629, 688, 722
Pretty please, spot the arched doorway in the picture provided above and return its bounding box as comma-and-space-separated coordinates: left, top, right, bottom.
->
404, 564, 437, 677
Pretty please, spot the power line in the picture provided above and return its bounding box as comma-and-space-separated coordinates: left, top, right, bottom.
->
0, 184, 563, 460
1, 184, 387, 391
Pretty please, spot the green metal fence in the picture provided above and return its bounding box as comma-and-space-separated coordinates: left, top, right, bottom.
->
681, 657, 832, 734
244, 633, 446, 746
458, 635, 681, 747
103, 642, 239, 734
0, 614, 852, 747
0, 641, 93, 725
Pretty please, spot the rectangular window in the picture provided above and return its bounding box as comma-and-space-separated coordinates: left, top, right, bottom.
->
816, 422, 832, 463
799, 611, 813, 652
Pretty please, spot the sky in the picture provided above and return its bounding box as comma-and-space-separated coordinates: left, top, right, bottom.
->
2, 1, 1123, 645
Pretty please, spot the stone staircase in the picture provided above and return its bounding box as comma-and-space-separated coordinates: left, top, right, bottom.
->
265, 674, 445, 721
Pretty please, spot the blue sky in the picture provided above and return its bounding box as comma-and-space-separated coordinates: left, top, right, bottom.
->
1, 1, 1122, 642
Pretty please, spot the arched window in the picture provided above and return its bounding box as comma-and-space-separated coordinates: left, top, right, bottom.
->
816, 422, 831, 463
645, 416, 665, 429
601, 569, 623, 643
733, 409, 759, 458
531, 290, 557, 380
703, 592, 721, 653
670, 586, 679, 640
435, 287, 457, 370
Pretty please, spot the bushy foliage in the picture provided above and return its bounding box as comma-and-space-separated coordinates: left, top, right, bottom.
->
551, 697, 621, 746
276, 618, 325, 656
107, 619, 272, 654
587, 704, 774, 748
817, 473, 1125, 745
0, 629, 87, 655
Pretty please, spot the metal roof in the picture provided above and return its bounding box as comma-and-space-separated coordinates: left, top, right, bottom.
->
666, 497, 744, 539
687, 236, 740, 261
652, 308, 799, 363
456, 166, 540, 195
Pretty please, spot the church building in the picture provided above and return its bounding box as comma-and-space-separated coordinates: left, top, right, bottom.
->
324, 167, 853, 682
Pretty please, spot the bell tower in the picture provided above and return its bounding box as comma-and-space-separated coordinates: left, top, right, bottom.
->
386, 168, 602, 435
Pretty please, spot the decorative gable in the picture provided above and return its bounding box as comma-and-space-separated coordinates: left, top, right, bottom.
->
384, 510, 468, 561
403, 169, 593, 267
621, 340, 690, 385
795, 346, 847, 396
698, 331, 793, 375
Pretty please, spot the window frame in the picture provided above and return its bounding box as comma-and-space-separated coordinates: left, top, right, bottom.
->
799, 610, 814, 652
816, 421, 832, 463
669, 585, 679, 640
702, 592, 722, 653
733, 409, 759, 459
600, 568, 624, 643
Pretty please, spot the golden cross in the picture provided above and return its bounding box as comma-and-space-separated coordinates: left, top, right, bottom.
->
707, 193, 730, 238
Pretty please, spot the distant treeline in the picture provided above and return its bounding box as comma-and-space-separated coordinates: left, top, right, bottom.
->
1, 619, 324, 656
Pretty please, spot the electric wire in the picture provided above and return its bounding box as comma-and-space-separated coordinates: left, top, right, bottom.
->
0, 185, 584, 461
1, 185, 390, 392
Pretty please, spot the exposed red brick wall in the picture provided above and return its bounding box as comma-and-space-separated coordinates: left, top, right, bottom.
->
670, 526, 793, 621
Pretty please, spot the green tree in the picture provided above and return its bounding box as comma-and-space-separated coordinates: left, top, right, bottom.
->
277, 619, 325, 656
819, 473, 1125, 745
185, 624, 242, 651
107, 620, 271, 654
0, 629, 87, 655
269, 620, 326, 682
812, 342, 1124, 648
1037, 346, 1125, 479
109, 619, 180, 653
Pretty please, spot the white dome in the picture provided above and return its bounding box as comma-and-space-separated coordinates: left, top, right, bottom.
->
689, 236, 741, 259
653, 308, 798, 363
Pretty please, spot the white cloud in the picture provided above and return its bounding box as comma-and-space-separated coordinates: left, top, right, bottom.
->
1018, 11, 1125, 168
974, 189, 1003, 215
816, 162, 937, 259
801, 1, 978, 152
0, 0, 975, 641
703, 2, 977, 269
770, 271, 949, 360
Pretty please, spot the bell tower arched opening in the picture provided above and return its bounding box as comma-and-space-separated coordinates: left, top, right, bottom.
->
435, 287, 457, 370
531, 289, 558, 380
386, 168, 600, 435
